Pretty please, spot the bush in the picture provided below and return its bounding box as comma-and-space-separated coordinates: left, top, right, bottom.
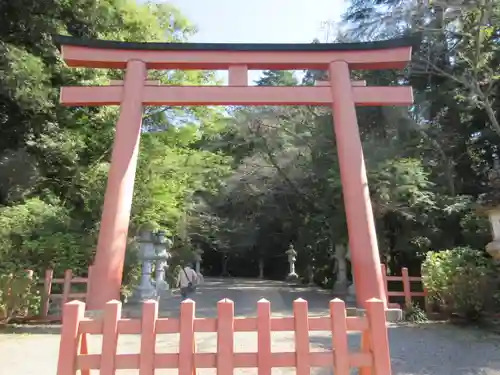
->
404, 302, 428, 323
0, 271, 40, 324
422, 247, 497, 321
0, 198, 96, 275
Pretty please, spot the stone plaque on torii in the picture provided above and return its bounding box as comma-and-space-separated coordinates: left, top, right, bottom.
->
55, 34, 417, 310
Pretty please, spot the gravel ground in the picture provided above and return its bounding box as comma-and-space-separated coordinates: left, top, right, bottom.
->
1, 278, 499, 375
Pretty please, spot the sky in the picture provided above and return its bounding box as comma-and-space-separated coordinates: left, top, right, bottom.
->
158, 0, 349, 84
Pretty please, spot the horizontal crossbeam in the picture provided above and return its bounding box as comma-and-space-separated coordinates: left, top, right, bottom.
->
110, 79, 366, 87
57, 34, 417, 70
60, 85, 413, 106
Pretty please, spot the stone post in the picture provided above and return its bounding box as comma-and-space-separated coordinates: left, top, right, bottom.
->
307, 264, 314, 286
194, 248, 203, 275
130, 230, 157, 303
286, 244, 298, 281
333, 244, 349, 297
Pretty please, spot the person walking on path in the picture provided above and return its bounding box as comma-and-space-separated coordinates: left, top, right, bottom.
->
176, 263, 198, 300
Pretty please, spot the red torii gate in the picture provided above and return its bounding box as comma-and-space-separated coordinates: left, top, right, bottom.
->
56, 35, 417, 311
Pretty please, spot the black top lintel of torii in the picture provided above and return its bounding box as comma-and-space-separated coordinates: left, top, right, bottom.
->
53, 33, 421, 53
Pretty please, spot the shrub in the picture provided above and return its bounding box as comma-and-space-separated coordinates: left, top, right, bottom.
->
422, 247, 496, 321
0, 271, 40, 324
0, 198, 96, 275
404, 302, 428, 323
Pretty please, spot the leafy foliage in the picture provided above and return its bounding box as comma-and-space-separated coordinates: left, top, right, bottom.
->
0, 0, 499, 318
0, 0, 230, 282
422, 248, 498, 320
0, 271, 40, 324
404, 302, 428, 323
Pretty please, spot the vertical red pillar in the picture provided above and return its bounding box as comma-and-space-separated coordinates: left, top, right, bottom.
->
328, 60, 387, 308
87, 60, 147, 310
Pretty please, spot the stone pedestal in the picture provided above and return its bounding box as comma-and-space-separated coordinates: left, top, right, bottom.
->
194, 248, 203, 275
346, 307, 403, 321
259, 258, 264, 279
307, 265, 314, 286
286, 244, 299, 282
332, 244, 349, 297
130, 231, 158, 304
345, 280, 357, 304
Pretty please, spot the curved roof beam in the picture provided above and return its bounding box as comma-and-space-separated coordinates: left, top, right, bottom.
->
54, 34, 420, 71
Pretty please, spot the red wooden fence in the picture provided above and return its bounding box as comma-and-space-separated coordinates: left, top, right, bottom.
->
381, 264, 429, 311
57, 298, 392, 375
38, 267, 92, 321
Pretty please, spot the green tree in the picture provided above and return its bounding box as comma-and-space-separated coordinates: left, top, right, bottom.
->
256, 70, 298, 86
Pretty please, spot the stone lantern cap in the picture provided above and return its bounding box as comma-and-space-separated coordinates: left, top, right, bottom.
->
137, 229, 155, 243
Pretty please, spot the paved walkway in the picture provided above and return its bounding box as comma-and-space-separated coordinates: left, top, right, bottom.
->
1, 278, 499, 375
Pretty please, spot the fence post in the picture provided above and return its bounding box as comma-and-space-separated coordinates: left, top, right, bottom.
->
401, 268, 411, 307
330, 299, 350, 375
293, 298, 310, 375
140, 300, 158, 375
257, 298, 272, 375
41, 269, 54, 319
360, 330, 372, 375
217, 299, 234, 375
100, 300, 122, 375
179, 299, 195, 375
57, 301, 85, 375
79, 333, 89, 375
365, 298, 392, 375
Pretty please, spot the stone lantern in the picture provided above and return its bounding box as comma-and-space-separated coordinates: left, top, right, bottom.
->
130, 230, 158, 303
333, 244, 349, 297
286, 244, 299, 281
153, 230, 173, 296
258, 258, 265, 279
193, 247, 203, 275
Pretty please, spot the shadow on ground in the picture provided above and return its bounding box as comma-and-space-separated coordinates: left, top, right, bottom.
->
309, 323, 500, 375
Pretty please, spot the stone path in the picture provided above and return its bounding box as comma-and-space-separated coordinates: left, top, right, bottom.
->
1, 278, 499, 375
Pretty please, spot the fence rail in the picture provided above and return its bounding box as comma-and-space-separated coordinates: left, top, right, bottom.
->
41, 268, 91, 320
32, 267, 91, 321
57, 298, 392, 375
381, 264, 429, 312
